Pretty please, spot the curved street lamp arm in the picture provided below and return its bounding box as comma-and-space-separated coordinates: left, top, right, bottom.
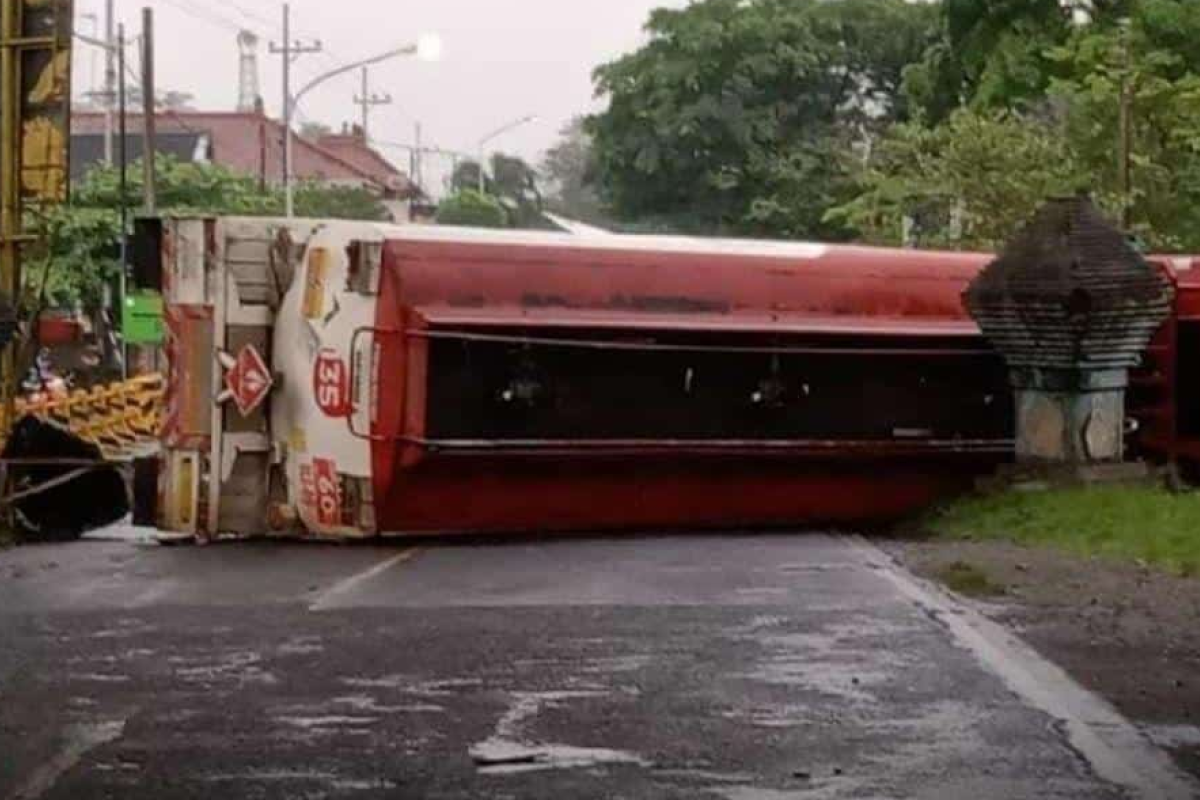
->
292, 44, 418, 106
478, 114, 537, 149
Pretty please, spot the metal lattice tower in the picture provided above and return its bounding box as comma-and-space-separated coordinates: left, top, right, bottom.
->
237, 30, 262, 112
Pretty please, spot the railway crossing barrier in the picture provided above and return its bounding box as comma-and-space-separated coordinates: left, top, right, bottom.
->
14, 374, 164, 460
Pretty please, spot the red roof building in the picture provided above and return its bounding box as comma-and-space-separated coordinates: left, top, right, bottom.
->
314, 126, 413, 197
71, 110, 414, 203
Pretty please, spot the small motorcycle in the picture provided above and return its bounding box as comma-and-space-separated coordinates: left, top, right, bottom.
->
21, 349, 73, 404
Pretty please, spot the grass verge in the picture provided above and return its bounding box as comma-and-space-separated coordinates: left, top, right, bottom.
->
924, 485, 1200, 577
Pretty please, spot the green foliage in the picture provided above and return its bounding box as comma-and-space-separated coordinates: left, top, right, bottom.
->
916, 0, 1074, 117
845, 0, 1200, 251
436, 190, 508, 228
447, 154, 545, 229
830, 109, 1087, 250
587, 0, 938, 237
1046, 16, 1200, 249
27, 206, 123, 309
489, 153, 545, 228
540, 117, 608, 224
289, 182, 391, 222
927, 486, 1200, 578
451, 159, 485, 194
902, 0, 1133, 120
34, 155, 389, 308
489, 154, 540, 206
587, 0, 1200, 248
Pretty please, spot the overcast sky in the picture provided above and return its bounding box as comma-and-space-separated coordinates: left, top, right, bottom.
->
73, 0, 686, 195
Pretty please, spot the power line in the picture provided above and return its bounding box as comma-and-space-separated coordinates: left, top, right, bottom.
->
373, 139, 469, 160
156, 0, 251, 36
157, 0, 346, 80
203, 0, 344, 63
208, 0, 276, 31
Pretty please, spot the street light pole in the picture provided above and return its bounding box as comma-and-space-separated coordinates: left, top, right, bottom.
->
269, 4, 322, 219
141, 7, 156, 215
476, 114, 537, 194
281, 5, 290, 216
103, 0, 115, 165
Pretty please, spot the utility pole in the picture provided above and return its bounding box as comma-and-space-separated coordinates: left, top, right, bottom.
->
268, 4, 322, 218
353, 67, 391, 139
103, 0, 116, 165
117, 23, 129, 378
80, 12, 99, 100
1118, 17, 1133, 230
141, 7, 156, 214
413, 122, 423, 190
118, 25, 128, 239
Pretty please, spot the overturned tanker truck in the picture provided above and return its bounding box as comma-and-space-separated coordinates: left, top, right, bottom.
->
138, 216, 1200, 541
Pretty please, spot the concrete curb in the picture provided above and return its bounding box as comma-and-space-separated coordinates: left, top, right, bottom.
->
850, 536, 1199, 800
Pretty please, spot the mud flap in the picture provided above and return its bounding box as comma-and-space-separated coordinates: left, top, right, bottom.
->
131, 455, 159, 526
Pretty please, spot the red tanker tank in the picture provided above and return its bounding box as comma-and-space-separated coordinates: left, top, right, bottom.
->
156, 219, 1022, 539
153, 218, 1050, 538
359, 229, 1010, 535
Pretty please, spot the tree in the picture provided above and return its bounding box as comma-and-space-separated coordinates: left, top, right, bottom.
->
540, 116, 606, 223
290, 182, 391, 221
844, 0, 1200, 252
587, 0, 938, 237
75, 85, 195, 112
1045, 11, 1200, 249
448, 154, 545, 228
489, 154, 540, 207
905, 0, 1076, 120
31, 155, 390, 308
27, 206, 123, 310
451, 159, 485, 194
828, 109, 1086, 250
436, 190, 507, 228
489, 153, 544, 228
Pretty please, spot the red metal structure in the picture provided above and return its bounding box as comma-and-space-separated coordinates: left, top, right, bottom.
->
152, 219, 1199, 539
1128, 257, 1200, 472
361, 231, 1009, 534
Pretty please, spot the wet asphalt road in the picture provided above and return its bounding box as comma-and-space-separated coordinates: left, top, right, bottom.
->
0, 531, 1194, 800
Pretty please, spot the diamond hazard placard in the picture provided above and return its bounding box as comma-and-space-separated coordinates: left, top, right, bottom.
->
222, 343, 273, 416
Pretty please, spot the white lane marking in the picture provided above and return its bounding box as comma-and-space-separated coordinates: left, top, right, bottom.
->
308, 549, 420, 611
849, 536, 1198, 800
469, 691, 648, 775
11, 720, 126, 800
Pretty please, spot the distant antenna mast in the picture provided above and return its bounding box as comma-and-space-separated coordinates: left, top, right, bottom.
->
237, 30, 262, 112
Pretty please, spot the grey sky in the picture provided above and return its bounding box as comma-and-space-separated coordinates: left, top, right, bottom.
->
73, 0, 685, 195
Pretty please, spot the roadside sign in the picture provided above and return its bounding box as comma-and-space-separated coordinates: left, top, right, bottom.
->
222, 343, 273, 416
123, 291, 164, 344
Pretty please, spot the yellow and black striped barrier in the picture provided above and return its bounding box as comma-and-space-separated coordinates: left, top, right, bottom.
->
14, 374, 164, 460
